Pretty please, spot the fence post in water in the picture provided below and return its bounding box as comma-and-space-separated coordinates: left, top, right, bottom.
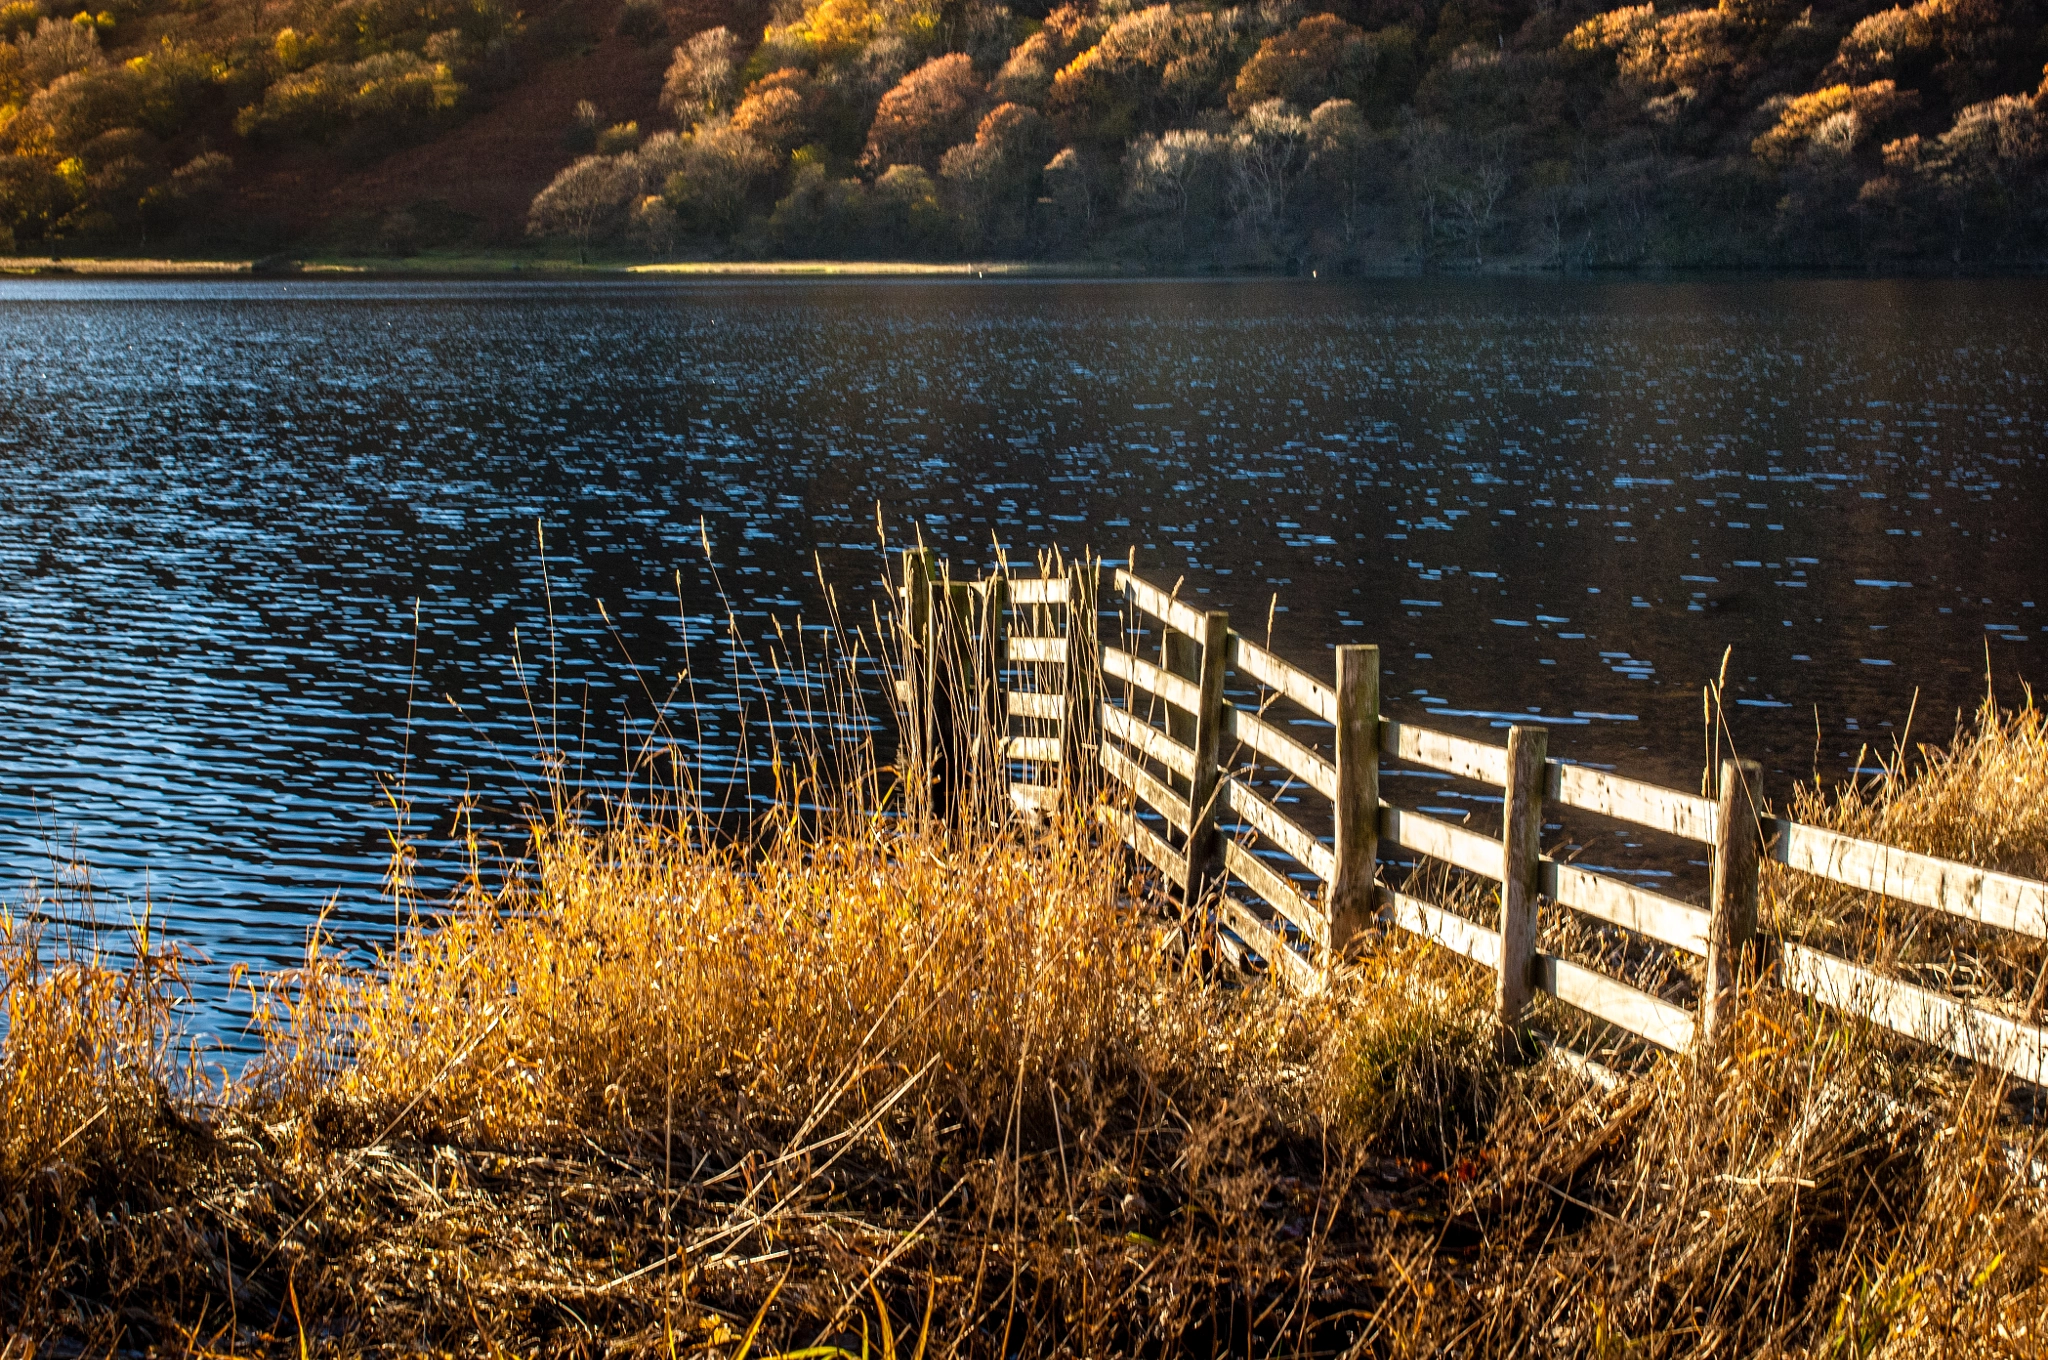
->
1704, 757, 1763, 1045
1060, 557, 1100, 804
1496, 724, 1549, 1058
1182, 609, 1231, 903
1329, 644, 1380, 960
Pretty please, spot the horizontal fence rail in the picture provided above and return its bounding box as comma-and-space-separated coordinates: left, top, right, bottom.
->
901, 555, 2048, 1089
1770, 820, 2048, 938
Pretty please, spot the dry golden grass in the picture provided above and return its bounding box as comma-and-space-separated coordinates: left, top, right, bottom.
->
4, 640, 2047, 1355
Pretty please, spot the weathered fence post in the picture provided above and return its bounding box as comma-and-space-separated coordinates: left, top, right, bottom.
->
1704, 757, 1763, 1045
1060, 557, 1100, 805
1329, 644, 1380, 959
1182, 609, 1231, 903
1497, 724, 1549, 1058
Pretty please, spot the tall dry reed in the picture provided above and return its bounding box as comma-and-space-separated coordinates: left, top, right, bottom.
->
3, 589, 2046, 1355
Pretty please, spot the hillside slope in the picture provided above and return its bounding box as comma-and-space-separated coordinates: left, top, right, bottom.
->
230, 4, 669, 245
0, 0, 2043, 265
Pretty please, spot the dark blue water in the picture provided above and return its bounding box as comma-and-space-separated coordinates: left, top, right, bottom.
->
2, 276, 2042, 1029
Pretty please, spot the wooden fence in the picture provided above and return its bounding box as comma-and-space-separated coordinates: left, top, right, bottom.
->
899, 554, 2048, 1088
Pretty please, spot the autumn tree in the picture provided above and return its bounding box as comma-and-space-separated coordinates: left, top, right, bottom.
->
731, 68, 818, 155
1751, 82, 1917, 166
768, 159, 867, 254
990, 5, 1100, 106
1048, 4, 1260, 145
939, 101, 1054, 249
862, 53, 984, 171
1884, 88, 2048, 258
1229, 98, 1310, 253
1041, 143, 1106, 239
871, 162, 952, 251
1307, 98, 1376, 247
660, 27, 744, 120
1230, 15, 1376, 115
661, 122, 779, 233
18, 16, 102, 87
1123, 126, 1229, 254
526, 153, 637, 259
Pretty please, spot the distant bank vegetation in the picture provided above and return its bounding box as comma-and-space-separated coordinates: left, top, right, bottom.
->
0, 0, 2045, 266
538, 0, 2048, 267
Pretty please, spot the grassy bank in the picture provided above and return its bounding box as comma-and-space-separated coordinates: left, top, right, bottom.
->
0, 253, 1119, 279
4, 648, 2046, 1355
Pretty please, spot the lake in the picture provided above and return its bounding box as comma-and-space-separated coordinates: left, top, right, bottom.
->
2, 275, 2042, 1033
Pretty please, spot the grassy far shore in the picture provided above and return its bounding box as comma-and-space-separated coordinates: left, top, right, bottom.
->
5, 253, 2044, 283
3, 608, 2047, 1356
0, 251, 1124, 278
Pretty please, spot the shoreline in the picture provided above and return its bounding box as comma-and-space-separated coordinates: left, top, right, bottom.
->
4, 252, 2043, 281
0, 254, 1115, 279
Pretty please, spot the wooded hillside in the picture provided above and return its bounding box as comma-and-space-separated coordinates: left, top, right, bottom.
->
2, 0, 2043, 265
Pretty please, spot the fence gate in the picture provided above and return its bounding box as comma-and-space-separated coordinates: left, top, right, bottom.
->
894, 552, 2048, 1091
894, 548, 1098, 823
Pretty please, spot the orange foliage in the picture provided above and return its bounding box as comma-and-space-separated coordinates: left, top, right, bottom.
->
1230, 13, 1375, 115
1752, 80, 1916, 162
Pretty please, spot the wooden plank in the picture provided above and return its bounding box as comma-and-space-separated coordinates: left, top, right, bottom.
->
1164, 631, 1201, 750
1009, 782, 1059, 814
1008, 635, 1066, 663
1097, 804, 1189, 883
1379, 804, 1505, 881
1779, 942, 2048, 1088
1381, 720, 1509, 788
1220, 776, 1336, 882
1102, 702, 1198, 779
1102, 744, 1192, 833
1219, 896, 1322, 994
1004, 735, 1062, 763
1771, 821, 2048, 940
1227, 634, 1337, 724
1331, 645, 1379, 951
1378, 885, 1501, 970
1535, 956, 1697, 1053
1541, 860, 1711, 956
1006, 577, 1069, 605
1102, 646, 1204, 716
1114, 569, 1208, 640
1547, 763, 1717, 843
1213, 915, 1254, 972
1377, 895, 1705, 1059
1223, 705, 1337, 799
1006, 690, 1062, 720
1223, 839, 1325, 946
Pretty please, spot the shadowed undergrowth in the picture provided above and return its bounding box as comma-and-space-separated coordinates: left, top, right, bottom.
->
4, 662, 2047, 1355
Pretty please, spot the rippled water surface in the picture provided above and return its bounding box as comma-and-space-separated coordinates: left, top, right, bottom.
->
2, 276, 2043, 1028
